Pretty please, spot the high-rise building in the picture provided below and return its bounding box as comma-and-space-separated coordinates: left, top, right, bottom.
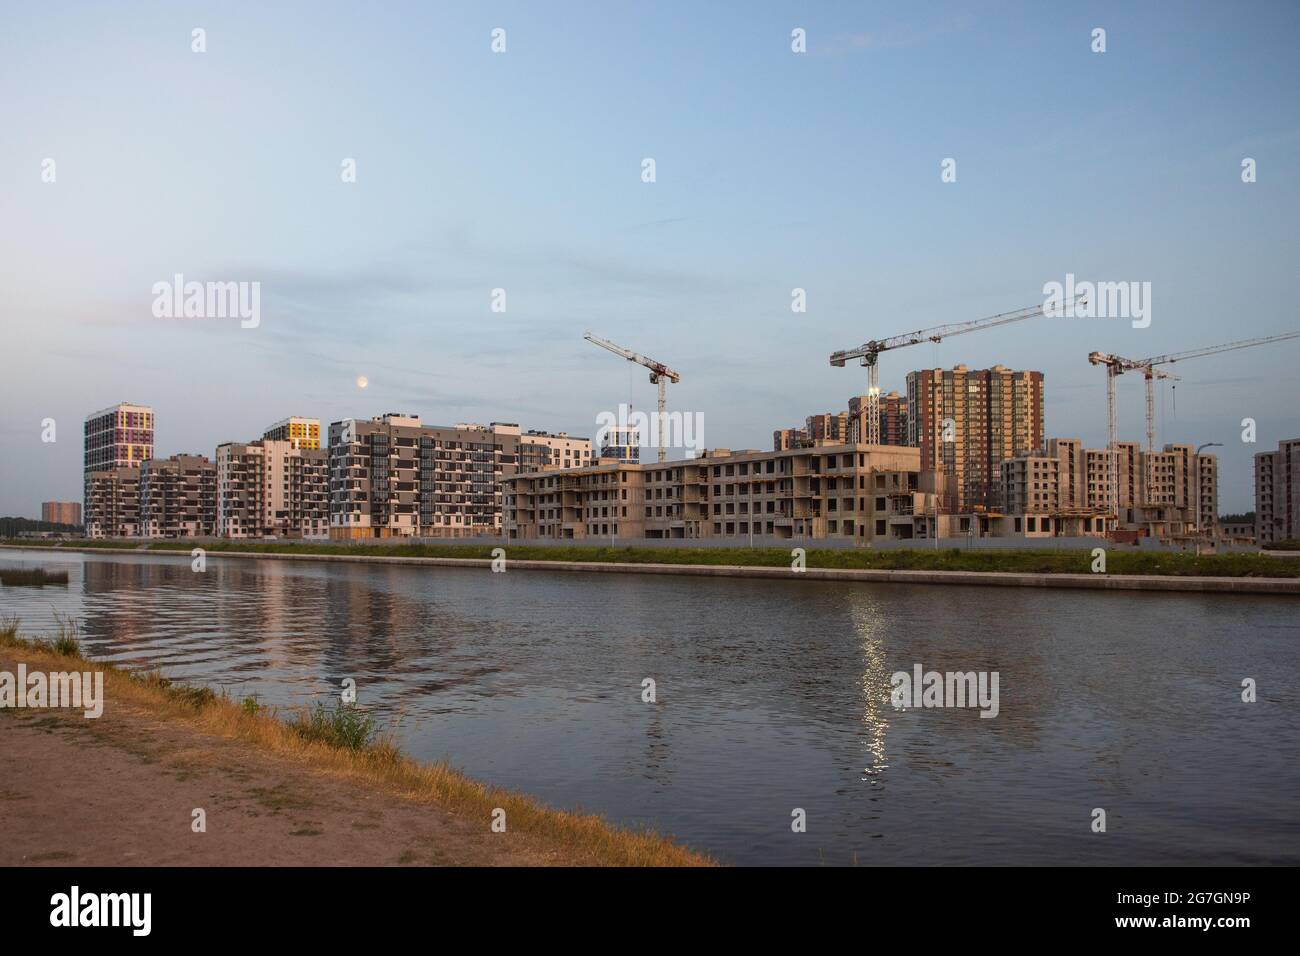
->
263, 417, 321, 450
780, 395, 911, 452
848, 392, 909, 446
84, 403, 154, 474
806, 411, 851, 445
329, 415, 534, 539
84, 467, 140, 538
773, 426, 810, 451
217, 439, 329, 539
84, 403, 153, 524
1256, 437, 1300, 545
907, 365, 1044, 512
41, 502, 82, 526
139, 454, 217, 538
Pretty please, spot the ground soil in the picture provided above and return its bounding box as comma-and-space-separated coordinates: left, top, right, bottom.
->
0, 650, 594, 866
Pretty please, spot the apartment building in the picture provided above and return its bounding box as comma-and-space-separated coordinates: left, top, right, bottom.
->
84, 468, 140, 538
907, 365, 1044, 512
1256, 437, 1300, 545
84, 402, 153, 526
997, 439, 1217, 539
775, 394, 910, 452
84, 402, 154, 474
1136, 445, 1215, 538
848, 392, 909, 446
505, 444, 952, 543
216, 439, 329, 539
41, 502, 82, 526
598, 425, 640, 463
807, 411, 851, 445
263, 417, 321, 450
1197, 454, 1218, 536
519, 430, 593, 472
138, 454, 217, 538
773, 426, 811, 451
329, 415, 535, 538
998, 449, 1110, 537
775, 411, 847, 451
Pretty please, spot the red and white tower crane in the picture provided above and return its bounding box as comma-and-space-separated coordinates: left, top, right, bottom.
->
829, 294, 1084, 445
583, 332, 682, 463
1089, 329, 1300, 520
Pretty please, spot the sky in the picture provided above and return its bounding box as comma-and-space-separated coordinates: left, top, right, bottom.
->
2, 0, 1298, 515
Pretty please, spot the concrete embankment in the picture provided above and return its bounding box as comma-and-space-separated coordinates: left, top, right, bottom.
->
6, 544, 1299, 595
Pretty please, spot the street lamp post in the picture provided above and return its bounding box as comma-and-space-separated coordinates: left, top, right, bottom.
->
1194, 442, 1223, 553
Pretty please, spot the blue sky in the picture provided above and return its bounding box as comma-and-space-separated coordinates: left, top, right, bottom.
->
2, 0, 1298, 514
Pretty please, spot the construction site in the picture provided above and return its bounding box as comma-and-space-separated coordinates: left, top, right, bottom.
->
504, 302, 1300, 550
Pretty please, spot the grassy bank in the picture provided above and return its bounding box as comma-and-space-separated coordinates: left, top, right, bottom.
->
6, 537, 1300, 578
0, 618, 710, 867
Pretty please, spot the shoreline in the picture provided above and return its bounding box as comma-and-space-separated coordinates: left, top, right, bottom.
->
0, 622, 711, 867
3, 541, 1299, 595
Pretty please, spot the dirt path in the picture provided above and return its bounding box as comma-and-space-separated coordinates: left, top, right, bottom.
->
0, 658, 587, 866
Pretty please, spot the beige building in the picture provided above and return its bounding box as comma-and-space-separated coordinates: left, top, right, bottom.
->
999, 447, 1111, 538
84, 467, 140, 538
1256, 437, 1300, 545
907, 365, 1045, 513
41, 501, 82, 526
519, 430, 593, 472
505, 444, 952, 543
997, 439, 1217, 540
217, 439, 329, 539
139, 454, 217, 538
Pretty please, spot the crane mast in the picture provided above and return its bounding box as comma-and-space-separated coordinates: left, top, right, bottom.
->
829, 295, 1083, 445
583, 332, 682, 463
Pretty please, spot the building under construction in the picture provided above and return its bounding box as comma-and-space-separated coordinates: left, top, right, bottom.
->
997, 438, 1217, 540
1255, 437, 1300, 546
505, 444, 954, 542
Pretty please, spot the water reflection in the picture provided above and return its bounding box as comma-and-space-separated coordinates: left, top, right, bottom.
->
851, 601, 891, 781
0, 548, 1297, 865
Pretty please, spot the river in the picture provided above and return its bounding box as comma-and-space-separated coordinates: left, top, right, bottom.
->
2, 548, 1297, 865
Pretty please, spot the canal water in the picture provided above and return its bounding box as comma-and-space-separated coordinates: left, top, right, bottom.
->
2, 549, 1297, 865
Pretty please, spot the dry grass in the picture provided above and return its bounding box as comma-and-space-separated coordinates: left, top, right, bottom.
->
0, 620, 711, 867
